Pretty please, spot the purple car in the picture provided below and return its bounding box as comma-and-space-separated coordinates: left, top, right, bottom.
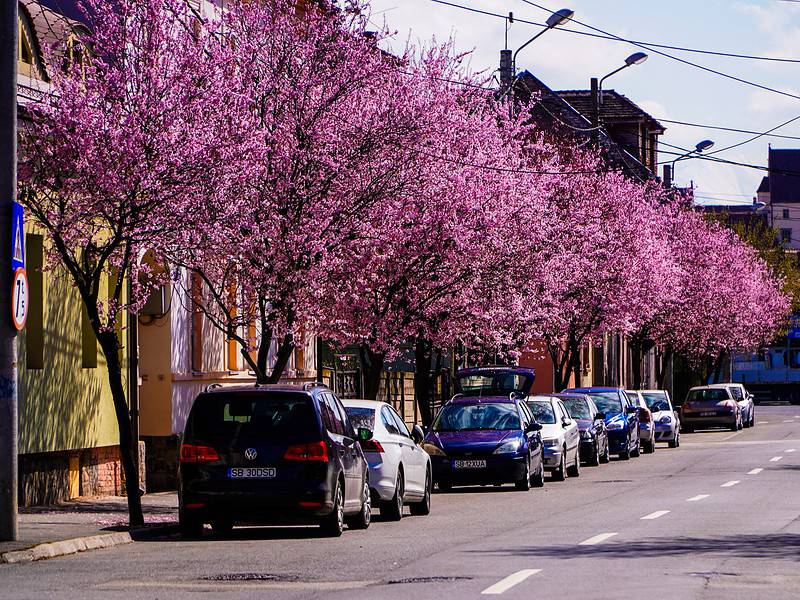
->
421, 367, 545, 492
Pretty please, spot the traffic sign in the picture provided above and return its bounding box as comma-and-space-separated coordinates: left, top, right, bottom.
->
11, 201, 24, 271
11, 268, 27, 331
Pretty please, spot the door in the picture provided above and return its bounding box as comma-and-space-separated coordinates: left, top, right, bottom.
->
322, 393, 360, 507
384, 406, 425, 495
623, 394, 639, 448
557, 400, 580, 464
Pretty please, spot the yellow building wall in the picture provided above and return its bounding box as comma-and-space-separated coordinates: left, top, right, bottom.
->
18, 230, 127, 455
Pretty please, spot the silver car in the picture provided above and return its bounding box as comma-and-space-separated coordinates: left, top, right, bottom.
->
342, 400, 432, 520
708, 383, 754, 428
639, 389, 680, 448
526, 395, 581, 481
625, 390, 656, 453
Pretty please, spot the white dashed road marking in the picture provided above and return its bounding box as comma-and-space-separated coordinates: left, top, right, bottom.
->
640, 510, 670, 520
687, 495, 710, 502
786, 449, 796, 453
720, 480, 740, 487
747, 468, 763, 475
770, 456, 784, 462
579, 533, 618, 546
481, 569, 542, 595
782, 420, 795, 423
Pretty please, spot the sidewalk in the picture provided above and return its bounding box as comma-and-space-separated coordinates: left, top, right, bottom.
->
0, 492, 178, 564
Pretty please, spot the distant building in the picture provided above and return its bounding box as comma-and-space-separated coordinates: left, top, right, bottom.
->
759, 148, 800, 250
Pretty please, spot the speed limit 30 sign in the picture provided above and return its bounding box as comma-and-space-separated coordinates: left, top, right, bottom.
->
12, 267, 28, 331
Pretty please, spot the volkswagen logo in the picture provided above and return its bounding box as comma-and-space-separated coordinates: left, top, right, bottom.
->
244, 448, 257, 461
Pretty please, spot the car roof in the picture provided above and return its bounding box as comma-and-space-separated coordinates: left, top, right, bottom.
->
340, 399, 387, 409
456, 366, 536, 376
201, 383, 322, 396
638, 389, 667, 394
706, 383, 744, 388
565, 387, 622, 392
448, 395, 517, 405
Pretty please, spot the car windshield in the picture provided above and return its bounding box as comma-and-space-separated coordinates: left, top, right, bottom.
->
562, 398, 591, 419
456, 371, 533, 397
585, 392, 623, 414
527, 401, 556, 424
726, 387, 744, 400
184, 393, 317, 442
343, 407, 375, 431
688, 389, 729, 402
433, 403, 521, 432
642, 392, 670, 412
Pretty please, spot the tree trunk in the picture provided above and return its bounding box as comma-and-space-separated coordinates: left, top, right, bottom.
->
96, 331, 144, 527
656, 347, 673, 389
265, 332, 294, 384
711, 351, 726, 384
630, 338, 643, 390
358, 345, 385, 400
414, 337, 434, 426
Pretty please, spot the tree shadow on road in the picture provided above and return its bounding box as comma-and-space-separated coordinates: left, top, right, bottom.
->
469, 534, 800, 561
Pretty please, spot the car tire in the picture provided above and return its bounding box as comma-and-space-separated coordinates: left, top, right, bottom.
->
515, 455, 532, 491
410, 468, 432, 516
211, 518, 233, 537
750, 413, 755, 428
567, 449, 581, 477
179, 510, 203, 539
553, 448, 567, 481
631, 437, 641, 458
668, 431, 680, 448
619, 435, 631, 460
346, 479, 371, 530
382, 472, 404, 521
532, 461, 545, 488
730, 419, 739, 432
589, 441, 601, 466
644, 439, 655, 454
320, 481, 344, 537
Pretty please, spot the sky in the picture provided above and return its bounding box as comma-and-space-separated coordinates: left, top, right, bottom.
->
366, 0, 800, 205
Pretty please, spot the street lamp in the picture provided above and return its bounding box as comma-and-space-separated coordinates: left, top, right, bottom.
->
598, 52, 648, 106
666, 140, 714, 187
500, 8, 574, 89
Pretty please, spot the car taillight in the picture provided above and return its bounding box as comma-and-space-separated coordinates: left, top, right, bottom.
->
359, 439, 384, 453
180, 444, 219, 463
639, 408, 651, 423
283, 441, 329, 462
724, 400, 736, 410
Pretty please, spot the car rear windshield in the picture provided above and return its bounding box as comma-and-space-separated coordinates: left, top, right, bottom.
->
184, 392, 319, 442
561, 398, 591, 420
585, 392, 623, 414
527, 401, 556, 424
687, 389, 729, 402
456, 371, 533, 397
642, 392, 670, 412
433, 402, 521, 432
343, 407, 375, 431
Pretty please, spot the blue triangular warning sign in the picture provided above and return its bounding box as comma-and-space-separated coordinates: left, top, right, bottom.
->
11, 202, 24, 271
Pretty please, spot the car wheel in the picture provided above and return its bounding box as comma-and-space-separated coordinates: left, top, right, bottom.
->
179, 510, 203, 539
320, 481, 344, 537
382, 472, 404, 521
644, 439, 655, 454
750, 413, 755, 428
619, 436, 631, 460
567, 448, 581, 477
553, 448, 567, 481
631, 436, 641, 458
668, 430, 679, 448
346, 479, 371, 530
589, 441, 601, 466
515, 455, 532, 491
730, 419, 739, 432
211, 518, 233, 537
410, 468, 432, 516
532, 460, 545, 488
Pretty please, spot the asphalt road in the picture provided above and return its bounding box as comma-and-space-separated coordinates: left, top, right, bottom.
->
3, 404, 800, 600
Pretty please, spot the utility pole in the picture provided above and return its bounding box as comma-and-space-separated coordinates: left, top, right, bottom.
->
590, 77, 599, 146
0, 0, 19, 541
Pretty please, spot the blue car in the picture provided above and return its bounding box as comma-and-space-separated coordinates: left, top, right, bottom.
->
422, 367, 545, 491
563, 387, 640, 460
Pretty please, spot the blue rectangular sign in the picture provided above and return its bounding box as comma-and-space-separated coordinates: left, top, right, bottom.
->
11, 202, 24, 271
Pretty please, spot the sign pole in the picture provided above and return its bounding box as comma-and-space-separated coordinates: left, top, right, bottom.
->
0, 0, 19, 541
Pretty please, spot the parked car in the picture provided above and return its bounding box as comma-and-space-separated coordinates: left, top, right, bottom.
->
682, 386, 742, 432
564, 387, 641, 460
423, 366, 544, 491
342, 399, 431, 520
625, 390, 656, 454
639, 389, 680, 448
707, 383, 755, 428
527, 395, 581, 479
178, 383, 372, 538
556, 393, 609, 465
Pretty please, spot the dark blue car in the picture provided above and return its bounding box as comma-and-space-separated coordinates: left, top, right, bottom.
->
563, 387, 640, 460
422, 367, 544, 491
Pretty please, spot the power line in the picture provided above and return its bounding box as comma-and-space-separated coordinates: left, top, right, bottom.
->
655, 117, 800, 142
518, 0, 800, 103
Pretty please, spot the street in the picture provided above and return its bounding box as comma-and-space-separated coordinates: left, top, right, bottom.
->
3, 404, 800, 600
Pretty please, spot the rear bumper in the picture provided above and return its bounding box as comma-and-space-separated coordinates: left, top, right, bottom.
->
682, 412, 736, 428
430, 455, 529, 486
639, 423, 654, 442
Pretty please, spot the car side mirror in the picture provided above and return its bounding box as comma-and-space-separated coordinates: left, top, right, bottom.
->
411, 425, 425, 444
357, 427, 373, 442
626, 406, 638, 414
526, 422, 542, 432
595, 412, 606, 420
561, 418, 572, 427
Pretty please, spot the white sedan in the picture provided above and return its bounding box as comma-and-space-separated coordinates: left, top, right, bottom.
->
342, 399, 432, 520
526, 396, 581, 480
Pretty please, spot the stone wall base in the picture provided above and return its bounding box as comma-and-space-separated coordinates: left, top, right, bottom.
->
19, 442, 146, 507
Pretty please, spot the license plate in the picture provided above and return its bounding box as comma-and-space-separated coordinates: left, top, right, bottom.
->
699, 411, 715, 417
228, 467, 276, 479
454, 460, 486, 469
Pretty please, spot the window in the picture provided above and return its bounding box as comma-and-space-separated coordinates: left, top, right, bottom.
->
321, 393, 344, 435
388, 407, 411, 438
381, 406, 401, 435
26, 235, 44, 369
784, 209, 791, 219
781, 228, 792, 244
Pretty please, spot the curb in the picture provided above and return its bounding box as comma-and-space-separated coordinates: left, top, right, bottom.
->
0, 524, 178, 565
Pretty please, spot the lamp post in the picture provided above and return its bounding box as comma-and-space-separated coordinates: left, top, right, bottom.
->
666, 140, 715, 187
499, 8, 574, 91
591, 52, 648, 133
